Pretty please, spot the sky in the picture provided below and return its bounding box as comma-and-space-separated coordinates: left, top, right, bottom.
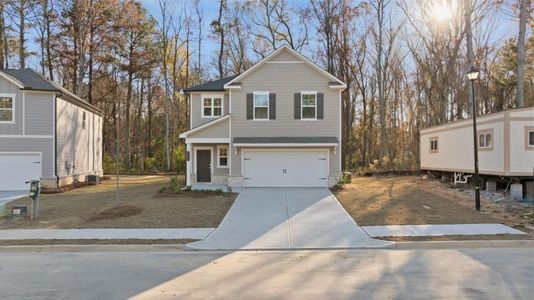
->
20, 0, 526, 79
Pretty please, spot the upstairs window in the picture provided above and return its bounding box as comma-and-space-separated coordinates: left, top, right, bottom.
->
429, 137, 438, 153
529, 131, 534, 147
478, 131, 492, 149
82, 111, 87, 129
301, 92, 317, 120
0, 94, 14, 123
202, 96, 223, 118
253, 92, 269, 120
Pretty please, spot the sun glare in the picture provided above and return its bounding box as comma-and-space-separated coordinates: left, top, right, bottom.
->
431, 1, 455, 22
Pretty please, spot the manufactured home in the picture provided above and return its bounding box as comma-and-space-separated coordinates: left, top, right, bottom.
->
0, 69, 103, 192
420, 106, 534, 199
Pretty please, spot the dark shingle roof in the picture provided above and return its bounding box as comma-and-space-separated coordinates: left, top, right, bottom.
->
183, 75, 238, 92
2, 68, 60, 91
1, 68, 103, 116
233, 137, 339, 144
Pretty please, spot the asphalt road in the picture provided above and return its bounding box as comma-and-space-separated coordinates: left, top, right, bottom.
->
0, 248, 533, 299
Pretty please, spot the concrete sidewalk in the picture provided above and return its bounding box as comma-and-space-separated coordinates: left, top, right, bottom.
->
362, 224, 526, 237
0, 228, 215, 240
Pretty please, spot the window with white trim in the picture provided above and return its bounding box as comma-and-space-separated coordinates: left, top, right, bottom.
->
429, 137, 438, 153
478, 132, 492, 149
202, 96, 223, 118
0, 95, 14, 122
217, 146, 228, 168
301, 92, 317, 120
528, 130, 534, 147
253, 92, 269, 120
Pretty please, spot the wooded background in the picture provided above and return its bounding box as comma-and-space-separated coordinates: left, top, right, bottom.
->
0, 0, 532, 174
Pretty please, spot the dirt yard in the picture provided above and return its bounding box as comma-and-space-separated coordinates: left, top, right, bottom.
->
0, 175, 236, 229
335, 176, 534, 233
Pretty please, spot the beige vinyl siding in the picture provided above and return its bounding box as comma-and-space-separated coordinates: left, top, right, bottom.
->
56, 98, 103, 178
25, 92, 54, 135
420, 107, 534, 176
230, 53, 341, 177
188, 117, 229, 139
270, 50, 300, 61
509, 108, 534, 174
190, 92, 229, 128
0, 76, 23, 134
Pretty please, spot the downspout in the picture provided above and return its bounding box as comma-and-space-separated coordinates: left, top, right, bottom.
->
55, 92, 61, 187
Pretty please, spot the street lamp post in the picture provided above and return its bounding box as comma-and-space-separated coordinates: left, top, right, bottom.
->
467, 66, 481, 211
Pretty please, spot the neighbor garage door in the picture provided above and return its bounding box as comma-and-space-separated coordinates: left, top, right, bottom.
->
242, 150, 328, 187
0, 153, 42, 191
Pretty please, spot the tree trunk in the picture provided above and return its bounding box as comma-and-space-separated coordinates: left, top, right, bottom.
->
515, 0, 529, 108
217, 0, 225, 79
44, 0, 53, 80
18, 2, 25, 68
464, 0, 475, 116
124, 70, 133, 173
0, 2, 4, 69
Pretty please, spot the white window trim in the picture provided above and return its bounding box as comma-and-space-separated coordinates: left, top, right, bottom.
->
253, 91, 270, 121
528, 130, 534, 147
201, 94, 224, 118
429, 137, 438, 153
217, 145, 229, 168
0, 93, 16, 124
301, 91, 317, 121
478, 132, 492, 149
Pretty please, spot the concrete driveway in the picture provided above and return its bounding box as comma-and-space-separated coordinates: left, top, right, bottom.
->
187, 188, 392, 250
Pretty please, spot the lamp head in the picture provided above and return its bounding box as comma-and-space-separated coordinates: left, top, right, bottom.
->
467, 66, 480, 81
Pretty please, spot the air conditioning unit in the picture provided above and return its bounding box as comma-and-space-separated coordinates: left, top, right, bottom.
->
87, 175, 99, 185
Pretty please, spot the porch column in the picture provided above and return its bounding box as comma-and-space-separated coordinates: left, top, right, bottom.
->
186, 142, 192, 186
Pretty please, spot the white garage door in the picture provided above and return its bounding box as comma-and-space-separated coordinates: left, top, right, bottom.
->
0, 153, 42, 191
242, 150, 328, 187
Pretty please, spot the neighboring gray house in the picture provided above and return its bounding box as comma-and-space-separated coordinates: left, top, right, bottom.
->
0, 68, 103, 191
180, 46, 346, 188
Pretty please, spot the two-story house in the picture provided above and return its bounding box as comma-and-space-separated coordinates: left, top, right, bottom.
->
0, 68, 103, 192
180, 46, 346, 188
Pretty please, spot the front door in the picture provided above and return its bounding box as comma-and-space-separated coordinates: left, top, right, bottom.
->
196, 150, 211, 183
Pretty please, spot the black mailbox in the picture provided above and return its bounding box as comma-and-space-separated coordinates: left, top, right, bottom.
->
29, 180, 40, 200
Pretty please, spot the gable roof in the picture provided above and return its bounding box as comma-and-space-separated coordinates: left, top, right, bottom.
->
183, 75, 239, 93
1, 68, 60, 91
224, 45, 347, 89
0, 68, 103, 116
179, 114, 230, 138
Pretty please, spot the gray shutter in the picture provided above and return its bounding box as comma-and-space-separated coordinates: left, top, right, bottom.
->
317, 93, 324, 119
246, 93, 253, 120
294, 93, 301, 119
269, 93, 276, 120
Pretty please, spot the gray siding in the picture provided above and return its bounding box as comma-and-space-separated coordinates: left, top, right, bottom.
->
230, 51, 341, 176
0, 76, 23, 135
25, 92, 54, 135
0, 138, 54, 178
188, 118, 229, 138
190, 92, 229, 128
56, 98, 103, 178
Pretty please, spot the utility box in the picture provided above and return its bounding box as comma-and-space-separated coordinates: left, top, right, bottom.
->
526, 181, 534, 200
486, 181, 497, 192
87, 175, 99, 185
510, 183, 523, 201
